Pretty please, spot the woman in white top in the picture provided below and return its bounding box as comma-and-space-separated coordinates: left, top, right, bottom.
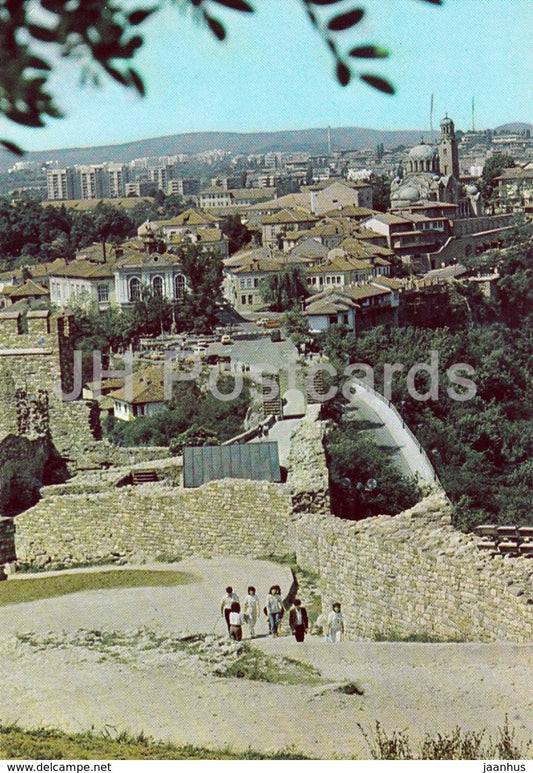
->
326, 602, 345, 642
242, 586, 260, 638
266, 585, 284, 636
229, 601, 244, 641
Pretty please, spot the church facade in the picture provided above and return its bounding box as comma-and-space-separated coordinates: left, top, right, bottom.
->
391, 116, 483, 218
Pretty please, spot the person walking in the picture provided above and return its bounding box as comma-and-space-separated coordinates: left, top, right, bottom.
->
326, 602, 345, 642
221, 586, 239, 635
266, 585, 284, 636
242, 585, 260, 638
228, 601, 244, 641
289, 598, 309, 642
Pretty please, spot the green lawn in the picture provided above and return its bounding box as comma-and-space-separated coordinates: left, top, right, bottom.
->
0, 570, 197, 607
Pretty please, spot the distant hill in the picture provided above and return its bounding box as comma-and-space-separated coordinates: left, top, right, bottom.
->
0, 123, 529, 171
0, 127, 425, 171
494, 122, 533, 134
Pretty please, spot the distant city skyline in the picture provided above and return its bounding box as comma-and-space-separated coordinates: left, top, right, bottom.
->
5, 0, 532, 153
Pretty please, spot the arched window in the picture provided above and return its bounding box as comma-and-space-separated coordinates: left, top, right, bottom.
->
129, 277, 141, 302
152, 275, 163, 296
175, 274, 186, 300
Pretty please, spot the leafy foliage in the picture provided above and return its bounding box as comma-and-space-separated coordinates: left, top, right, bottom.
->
319, 320, 532, 530
325, 418, 421, 518
480, 153, 515, 201
259, 265, 309, 311
0, 1, 444, 153
106, 377, 251, 448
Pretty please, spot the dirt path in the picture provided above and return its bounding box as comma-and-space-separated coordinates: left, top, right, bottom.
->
0, 558, 531, 759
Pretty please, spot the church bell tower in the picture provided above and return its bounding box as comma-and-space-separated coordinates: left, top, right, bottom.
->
439, 115, 459, 178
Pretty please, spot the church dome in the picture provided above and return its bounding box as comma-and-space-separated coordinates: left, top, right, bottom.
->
408, 144, 438, 160
398, 185, 421, 201
440, 116, 453, 127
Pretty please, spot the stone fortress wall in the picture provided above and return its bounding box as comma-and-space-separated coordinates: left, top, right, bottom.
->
0, 310, 174, 471
0, 362, 531, 641
0, 310, 95, 455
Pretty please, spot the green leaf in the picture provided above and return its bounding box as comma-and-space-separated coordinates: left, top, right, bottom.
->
128, 68, 145, 96
0, 139, 24, 156
205, 15, 226, 40
327, 9, 364, 31
128, 8, 157, 26
336, 60, 351, 87
309, 0, 345, 4
349, 45, 389, 59
360, 74, 395, 94
416, 0, 443, 4
211, 0, 254, 11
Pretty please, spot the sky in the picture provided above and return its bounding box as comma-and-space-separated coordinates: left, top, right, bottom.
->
3, 0, 532, 152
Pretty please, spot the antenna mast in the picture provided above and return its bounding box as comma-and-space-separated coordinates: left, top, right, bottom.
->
327, 126, 332, 154
430, 93, 434, 143
472, 96, 475, 132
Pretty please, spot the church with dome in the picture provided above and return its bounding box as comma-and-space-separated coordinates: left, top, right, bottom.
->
390, 116, 483, 217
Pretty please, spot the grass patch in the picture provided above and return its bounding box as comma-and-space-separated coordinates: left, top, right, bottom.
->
217, 642, 323, 686
0, 724, 307, 760
358, 717, 531, 760
372, 631, 466, 643
255, 552, 298, 571
0, 570, 197, 607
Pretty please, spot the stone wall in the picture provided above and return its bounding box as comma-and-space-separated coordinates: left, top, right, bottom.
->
14, 480, 293, 568
0, 312, 96, 457
291, 495, 533, 643
286, 405, 329, 514
7, 406, 533, 642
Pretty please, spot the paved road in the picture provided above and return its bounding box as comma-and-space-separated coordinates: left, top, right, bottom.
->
350, 382, 439, 487
251, 417, 302, 468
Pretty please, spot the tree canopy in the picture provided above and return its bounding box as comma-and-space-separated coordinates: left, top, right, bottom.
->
259, 265, 309, 311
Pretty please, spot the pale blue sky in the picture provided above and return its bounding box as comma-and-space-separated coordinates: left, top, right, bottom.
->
4, 0, 532, 151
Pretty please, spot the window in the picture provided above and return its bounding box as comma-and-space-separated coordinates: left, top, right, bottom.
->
241, 295, 246, 305
254, 278, 259, 288
246, 277, 252, 288
239, 278, 246, 288
97, 284, 109, 303
248, 294, 253, 305
152, 275, 163, 296
129, 277, 141, 302
175, 274, 186, 299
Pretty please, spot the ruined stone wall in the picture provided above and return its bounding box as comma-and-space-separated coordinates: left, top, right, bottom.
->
0, 312, 96, 456
8, 407, 533, 642
291, 495, 533, 643
14, 480, 292, 568
286, 405, 329, 514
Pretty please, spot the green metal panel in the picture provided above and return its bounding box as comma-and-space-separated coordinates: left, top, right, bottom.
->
183, 442, 280, 487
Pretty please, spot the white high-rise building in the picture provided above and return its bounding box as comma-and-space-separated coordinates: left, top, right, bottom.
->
46, 167, 79, 200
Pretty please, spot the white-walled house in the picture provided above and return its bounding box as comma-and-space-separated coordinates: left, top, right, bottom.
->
113, 251, 188, 306
48, 258, 117, 309
108, 365, 168, 421
304, 282, 399, 334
